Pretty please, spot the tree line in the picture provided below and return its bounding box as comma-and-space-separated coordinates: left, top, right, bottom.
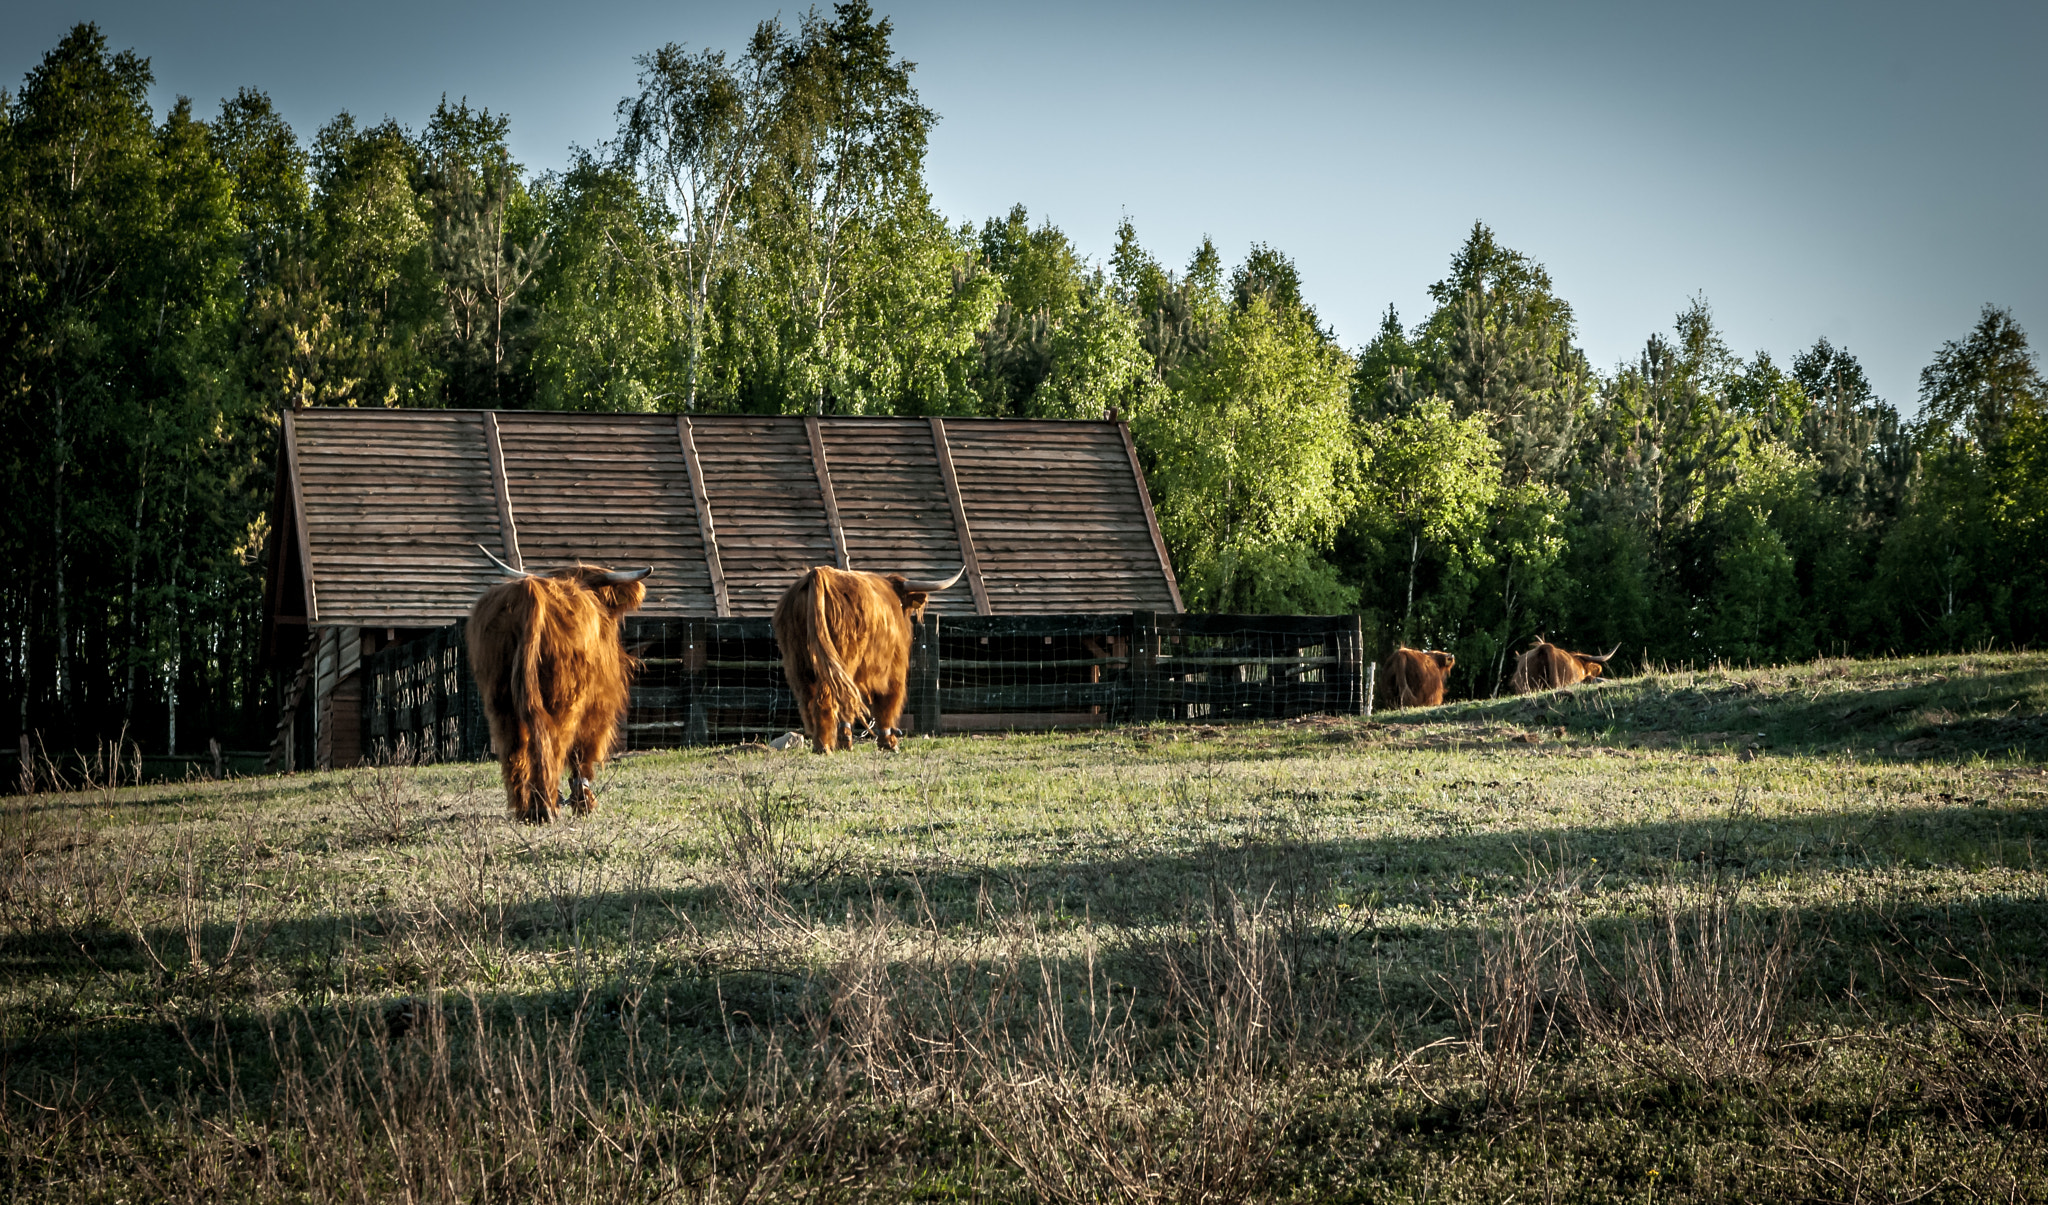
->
4, 13, 2044, 754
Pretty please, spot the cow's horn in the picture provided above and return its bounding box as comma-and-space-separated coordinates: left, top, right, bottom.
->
1589, 643, 1621, 663
599, 567, 652, 585
903, 566, 967, 592
476, 543, 531, 578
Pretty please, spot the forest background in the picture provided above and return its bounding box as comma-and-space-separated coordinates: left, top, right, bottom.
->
3, 10, 2045, 755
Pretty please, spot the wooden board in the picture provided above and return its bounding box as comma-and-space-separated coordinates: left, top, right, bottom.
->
806, 416, 852, 570
482, 412, 522, 570
691, 416, 837, 615
822, 418, 978, 616
678, 417, 730, 616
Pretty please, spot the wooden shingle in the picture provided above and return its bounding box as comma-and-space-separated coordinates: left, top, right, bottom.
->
271, 409, 1180, 627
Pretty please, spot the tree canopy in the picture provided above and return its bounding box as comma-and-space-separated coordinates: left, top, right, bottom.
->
2, 18, 2043, 752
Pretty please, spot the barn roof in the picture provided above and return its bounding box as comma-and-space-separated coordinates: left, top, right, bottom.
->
266, 409, 1183, 630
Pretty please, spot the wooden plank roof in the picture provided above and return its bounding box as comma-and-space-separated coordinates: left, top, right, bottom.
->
269, 409, 1183, 628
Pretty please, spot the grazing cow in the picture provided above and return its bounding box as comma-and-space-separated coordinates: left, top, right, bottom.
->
1377, 647, 1456, 710
772, 565, 963, 754
467, 546, 650, 823
1508, 639, 1619, 694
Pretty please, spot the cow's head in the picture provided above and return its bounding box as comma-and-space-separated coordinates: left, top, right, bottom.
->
563, 564, 652, 619
886, 566, 967, 623
1428, 650, 1456, 672
881, 576, 929, 621
477, 544, 650, 619
1572, 644, 1620, 680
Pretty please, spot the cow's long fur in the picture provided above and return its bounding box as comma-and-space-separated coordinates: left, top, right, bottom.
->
1508, 640, 1612, 694
1377, 647, 1455, 709
468, 567, 645, 823
772, 566, 931, 754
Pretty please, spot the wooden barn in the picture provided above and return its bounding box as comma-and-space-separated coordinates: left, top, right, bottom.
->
264, 408, 1201, 768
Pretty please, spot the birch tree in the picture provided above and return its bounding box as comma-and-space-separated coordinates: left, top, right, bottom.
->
616, 31, 778, 410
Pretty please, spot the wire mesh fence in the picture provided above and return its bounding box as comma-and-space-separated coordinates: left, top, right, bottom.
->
357, 612, 1372, 763
623, 619, 797, 748
361, 623, 487, 764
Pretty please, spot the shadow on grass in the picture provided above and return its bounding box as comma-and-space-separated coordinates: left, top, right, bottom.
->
9, 793, 2045, 1091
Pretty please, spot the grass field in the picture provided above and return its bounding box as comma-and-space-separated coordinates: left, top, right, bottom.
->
5, 651, 2047, 1202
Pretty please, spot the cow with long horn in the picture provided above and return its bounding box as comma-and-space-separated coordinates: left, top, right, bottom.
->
467, 545, 651, 823
1508, 637, 1621, 694
771, 564, 965, 754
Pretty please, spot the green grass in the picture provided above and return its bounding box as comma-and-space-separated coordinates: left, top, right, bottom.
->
4, 651, 2047, 1202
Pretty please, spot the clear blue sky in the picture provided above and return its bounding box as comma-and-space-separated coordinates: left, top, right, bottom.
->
7, 0, 2044, 410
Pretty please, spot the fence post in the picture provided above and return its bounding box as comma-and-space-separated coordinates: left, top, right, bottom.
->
1350, 614, 1366, 715
458, 622, 486, 760
1131, 610, 1159, 723
683, 621, 710, 745
909, 614, 941, 737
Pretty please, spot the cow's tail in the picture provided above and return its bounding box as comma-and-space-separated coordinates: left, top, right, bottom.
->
802, 569, 870, 726
514, 583, 552, 791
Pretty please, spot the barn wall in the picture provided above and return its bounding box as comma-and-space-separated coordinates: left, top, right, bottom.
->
311, 624, 363, 769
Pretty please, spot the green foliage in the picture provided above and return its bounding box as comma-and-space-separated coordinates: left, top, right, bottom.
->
524, 154, 677, 411
1354, 398, 1501, 643
309, 111, 436, 405
0, 23, 266, 747
5, 18, 2048, 749
1919, 305, 2043, 449
1024, 276, 1154, 421
1140, 289, 1356, 612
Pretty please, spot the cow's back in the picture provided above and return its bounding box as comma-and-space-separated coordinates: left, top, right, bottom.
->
776, 567, 914, 686
469, 576, 630, 727
469, 577, 549, 726
1377, 648, 1448, 709
1510, 643, 1584, 694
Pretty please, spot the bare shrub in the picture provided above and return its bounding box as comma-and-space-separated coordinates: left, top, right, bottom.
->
1883, 932, 2048, 1132
121, 810, 291, 992
341, 734, 420, 843
1438, 887, 1583, 1114
1578, 879, 1799, 1084
0, 789, 115, 939
707, 770, 851, 940
0, 987, 855, 1205
822, 884, 1306, 1204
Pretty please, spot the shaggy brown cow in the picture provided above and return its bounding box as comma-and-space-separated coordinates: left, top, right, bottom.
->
772, 564, 963, 754
468, 546, 650, 823
1376, 647, 1456, 710
1508, 639, 1619, 694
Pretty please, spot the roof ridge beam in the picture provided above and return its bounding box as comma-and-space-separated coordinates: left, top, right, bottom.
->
805, 416, 852, 570
1117, 418, 1183, 612
282, 410, 319, 622
481, 412, 523, 571
678, 416, 732, 617
929, 417, 992, 615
